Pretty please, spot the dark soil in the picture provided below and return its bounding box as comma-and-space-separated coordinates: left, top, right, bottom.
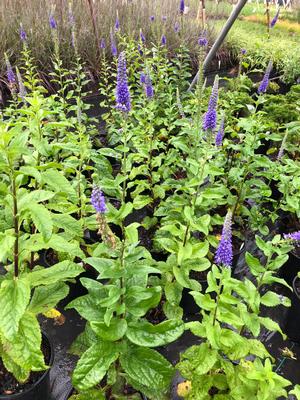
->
0, 336, 51, 396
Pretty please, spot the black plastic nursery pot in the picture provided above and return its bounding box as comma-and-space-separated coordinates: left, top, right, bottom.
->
0, 333, 54, 400
279, 250, 300, 287
285, 275, 300, 343
64, 388, 148, 400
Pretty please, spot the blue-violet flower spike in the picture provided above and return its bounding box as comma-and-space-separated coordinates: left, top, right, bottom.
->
180, 0, 185, 14
203, 75, 219, 131
49, 14, 57, 29
215, 117, 225, 146
20, 25, 27, 41
115, 51, 131, 112
145, 75, 154, 99
198, 36, 208, 47
91, 186, 107, 214
140, 30, 146, 43
115, 17, 120, 31
215, 210, 233, 268
270, 9, 280, 28
258, 60, 273, 94
140, 72, 146, 84
100, 38, 106, 49
110, 31, 118, 57
283, 231, 300, 241
5, 55, 16, 84
161, 34, 167, 46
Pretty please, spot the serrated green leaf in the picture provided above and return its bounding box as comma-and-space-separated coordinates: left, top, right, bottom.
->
28, 203, 53, 242
91, 319, 127, 342
29, 282, 69, 313
72, 341, 119, 391
28, 261, 83, 287
120, 345, 174, 400
126, 320, 184, 347
0, 277, 30, 340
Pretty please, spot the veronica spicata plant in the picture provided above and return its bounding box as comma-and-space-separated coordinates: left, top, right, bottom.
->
176, 234, 294, 399
0, 120, 83, 384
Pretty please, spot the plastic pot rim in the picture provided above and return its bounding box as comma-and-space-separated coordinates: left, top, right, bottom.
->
0, 331, 54, 399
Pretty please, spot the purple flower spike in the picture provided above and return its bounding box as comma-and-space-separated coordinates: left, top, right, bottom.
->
140, 72, 146, 84
5, 55, 16, 85
162, 16, 167, 22
115, 17, 120, 31
20, 25, 27, 41
283, 231, 300, 241
138, 44, 143, 56
150, 15, 155, 22
270, 9, 280, 28
203, 76, 219, 131
258, 60, 273, 94
161, 34, 167, 46
241, 48, 247, 55
215, 117, 225, 146
100, 38, 106, 49
110, 31, 118, 57
140, 30, 146, 43
145, 75, 154, 99
115, 51, 131, 113
49, 14, 57, 29
16, 68, 27, 100
215, 210, 233, 268
180, 0, 185, 14
174, 21, 180, 33
198, 36, 208, 47
91, 186, 107, 214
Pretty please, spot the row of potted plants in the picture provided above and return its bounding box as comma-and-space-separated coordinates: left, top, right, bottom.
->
0, 18, 300, 400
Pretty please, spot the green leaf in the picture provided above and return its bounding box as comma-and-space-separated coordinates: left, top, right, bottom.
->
164, 281, 182, 305
125, 286, 161, 317
126, 320, 184, 347
28, 261, 83, 287
0, 278, 30, 340
259, 316, 285, 338
42, 169, 77, 203
120, 345, 174, 400
52, 213, 82, 237
193, 215, 211, 235
0, 347, 30, 383
18, 190, 55, 211
0, 233, 15, 263
72, 341, 119, 391
69, 324, 98, 356
67, 295, 104, 321
28, 203, 53, 242
178, 343, 218, 376
290, 385, 300, 399
260, 291, 282, 307
2, 312, 46, 372
125, 223, 140, 243
29, 282, 69, 313
255, 236, 272, 257
245, 252, 265, 274
47, 234, 85, 258
91, 319, 127, 342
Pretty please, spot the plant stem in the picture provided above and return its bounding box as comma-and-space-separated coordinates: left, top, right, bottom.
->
183, 158, 207, 246
12, 175, 19, 278
212, 280, 223, 326
231, 170, 248, 221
